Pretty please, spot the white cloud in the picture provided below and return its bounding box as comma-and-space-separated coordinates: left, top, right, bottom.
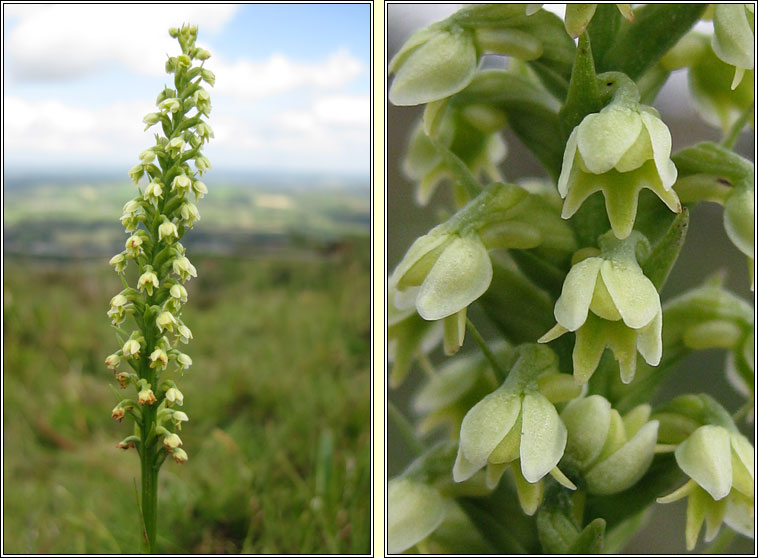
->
4, 96, 150, 155
6, 4, 238, 81
213, 49, 364, 100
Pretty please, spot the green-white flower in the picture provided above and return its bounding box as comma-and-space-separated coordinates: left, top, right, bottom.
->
387, 477, 450, 554
558, 78, 680, 239
540, 232, 662, 384
388, 5, 544, 106
561, 395, 659, 495
657, 425, 754, 550
453, 345, 579, 506
712, 3, 755, 89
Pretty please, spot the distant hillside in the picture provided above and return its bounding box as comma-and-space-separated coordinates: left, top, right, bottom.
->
3, 175, 369, 259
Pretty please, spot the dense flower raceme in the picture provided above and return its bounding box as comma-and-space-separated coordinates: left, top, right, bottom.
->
390, 182, 576, 354
453, 345, 581, 514
106, 24, 213, 464
558, 73, 681, 240
540, 231, 661, 384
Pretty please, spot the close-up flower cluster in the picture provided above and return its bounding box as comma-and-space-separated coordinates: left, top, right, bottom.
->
105, 24, 213, 552
387, 4, 754, 555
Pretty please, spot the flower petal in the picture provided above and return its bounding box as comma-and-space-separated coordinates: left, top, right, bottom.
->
600, 259, 660, 329
520, 392, 567, 483
554, 257, 603, 331
729, 431, 754, 497
640, 111, 678, 189
416, 235, 493, 321
557, 128, 579, 198
636, 309, 663, 368
577, 106, 643, 174
585, 420, 659, 495
675, 425, 733, 501
389, 26, 477, 106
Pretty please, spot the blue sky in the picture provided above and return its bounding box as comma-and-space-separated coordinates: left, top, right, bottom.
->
3, 3, 371, 177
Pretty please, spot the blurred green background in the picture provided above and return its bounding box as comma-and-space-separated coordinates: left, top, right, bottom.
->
386, 4, 755, 555
3, 173, 371, 554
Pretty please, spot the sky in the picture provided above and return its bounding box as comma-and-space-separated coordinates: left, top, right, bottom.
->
3, 3, 371, 177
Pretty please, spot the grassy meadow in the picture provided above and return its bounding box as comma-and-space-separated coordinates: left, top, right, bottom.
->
3, 174, 371, 554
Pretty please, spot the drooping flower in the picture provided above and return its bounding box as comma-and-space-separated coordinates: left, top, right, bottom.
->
453, 344, 579, 514
540, 231, 662, 384
657, 424, 754, 550
558, 74, 680, 239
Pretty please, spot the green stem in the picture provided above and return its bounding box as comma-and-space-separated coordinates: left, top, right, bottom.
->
721, 103, 754, 150
388, 400, 424, 457
466, 318, 506, 383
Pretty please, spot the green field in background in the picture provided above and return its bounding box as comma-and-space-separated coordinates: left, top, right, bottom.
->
3, 176, 371, 554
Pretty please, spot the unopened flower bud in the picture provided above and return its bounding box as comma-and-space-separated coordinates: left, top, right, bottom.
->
196, 48, 211, 60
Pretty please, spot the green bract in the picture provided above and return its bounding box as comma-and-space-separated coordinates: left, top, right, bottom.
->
558, 98, 680, 239
540, 232, 662, 384
561, 395, 659, 494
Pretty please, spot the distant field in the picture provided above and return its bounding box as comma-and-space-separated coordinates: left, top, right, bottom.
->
3, 174, 370, 258
3, 176, 371, 554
